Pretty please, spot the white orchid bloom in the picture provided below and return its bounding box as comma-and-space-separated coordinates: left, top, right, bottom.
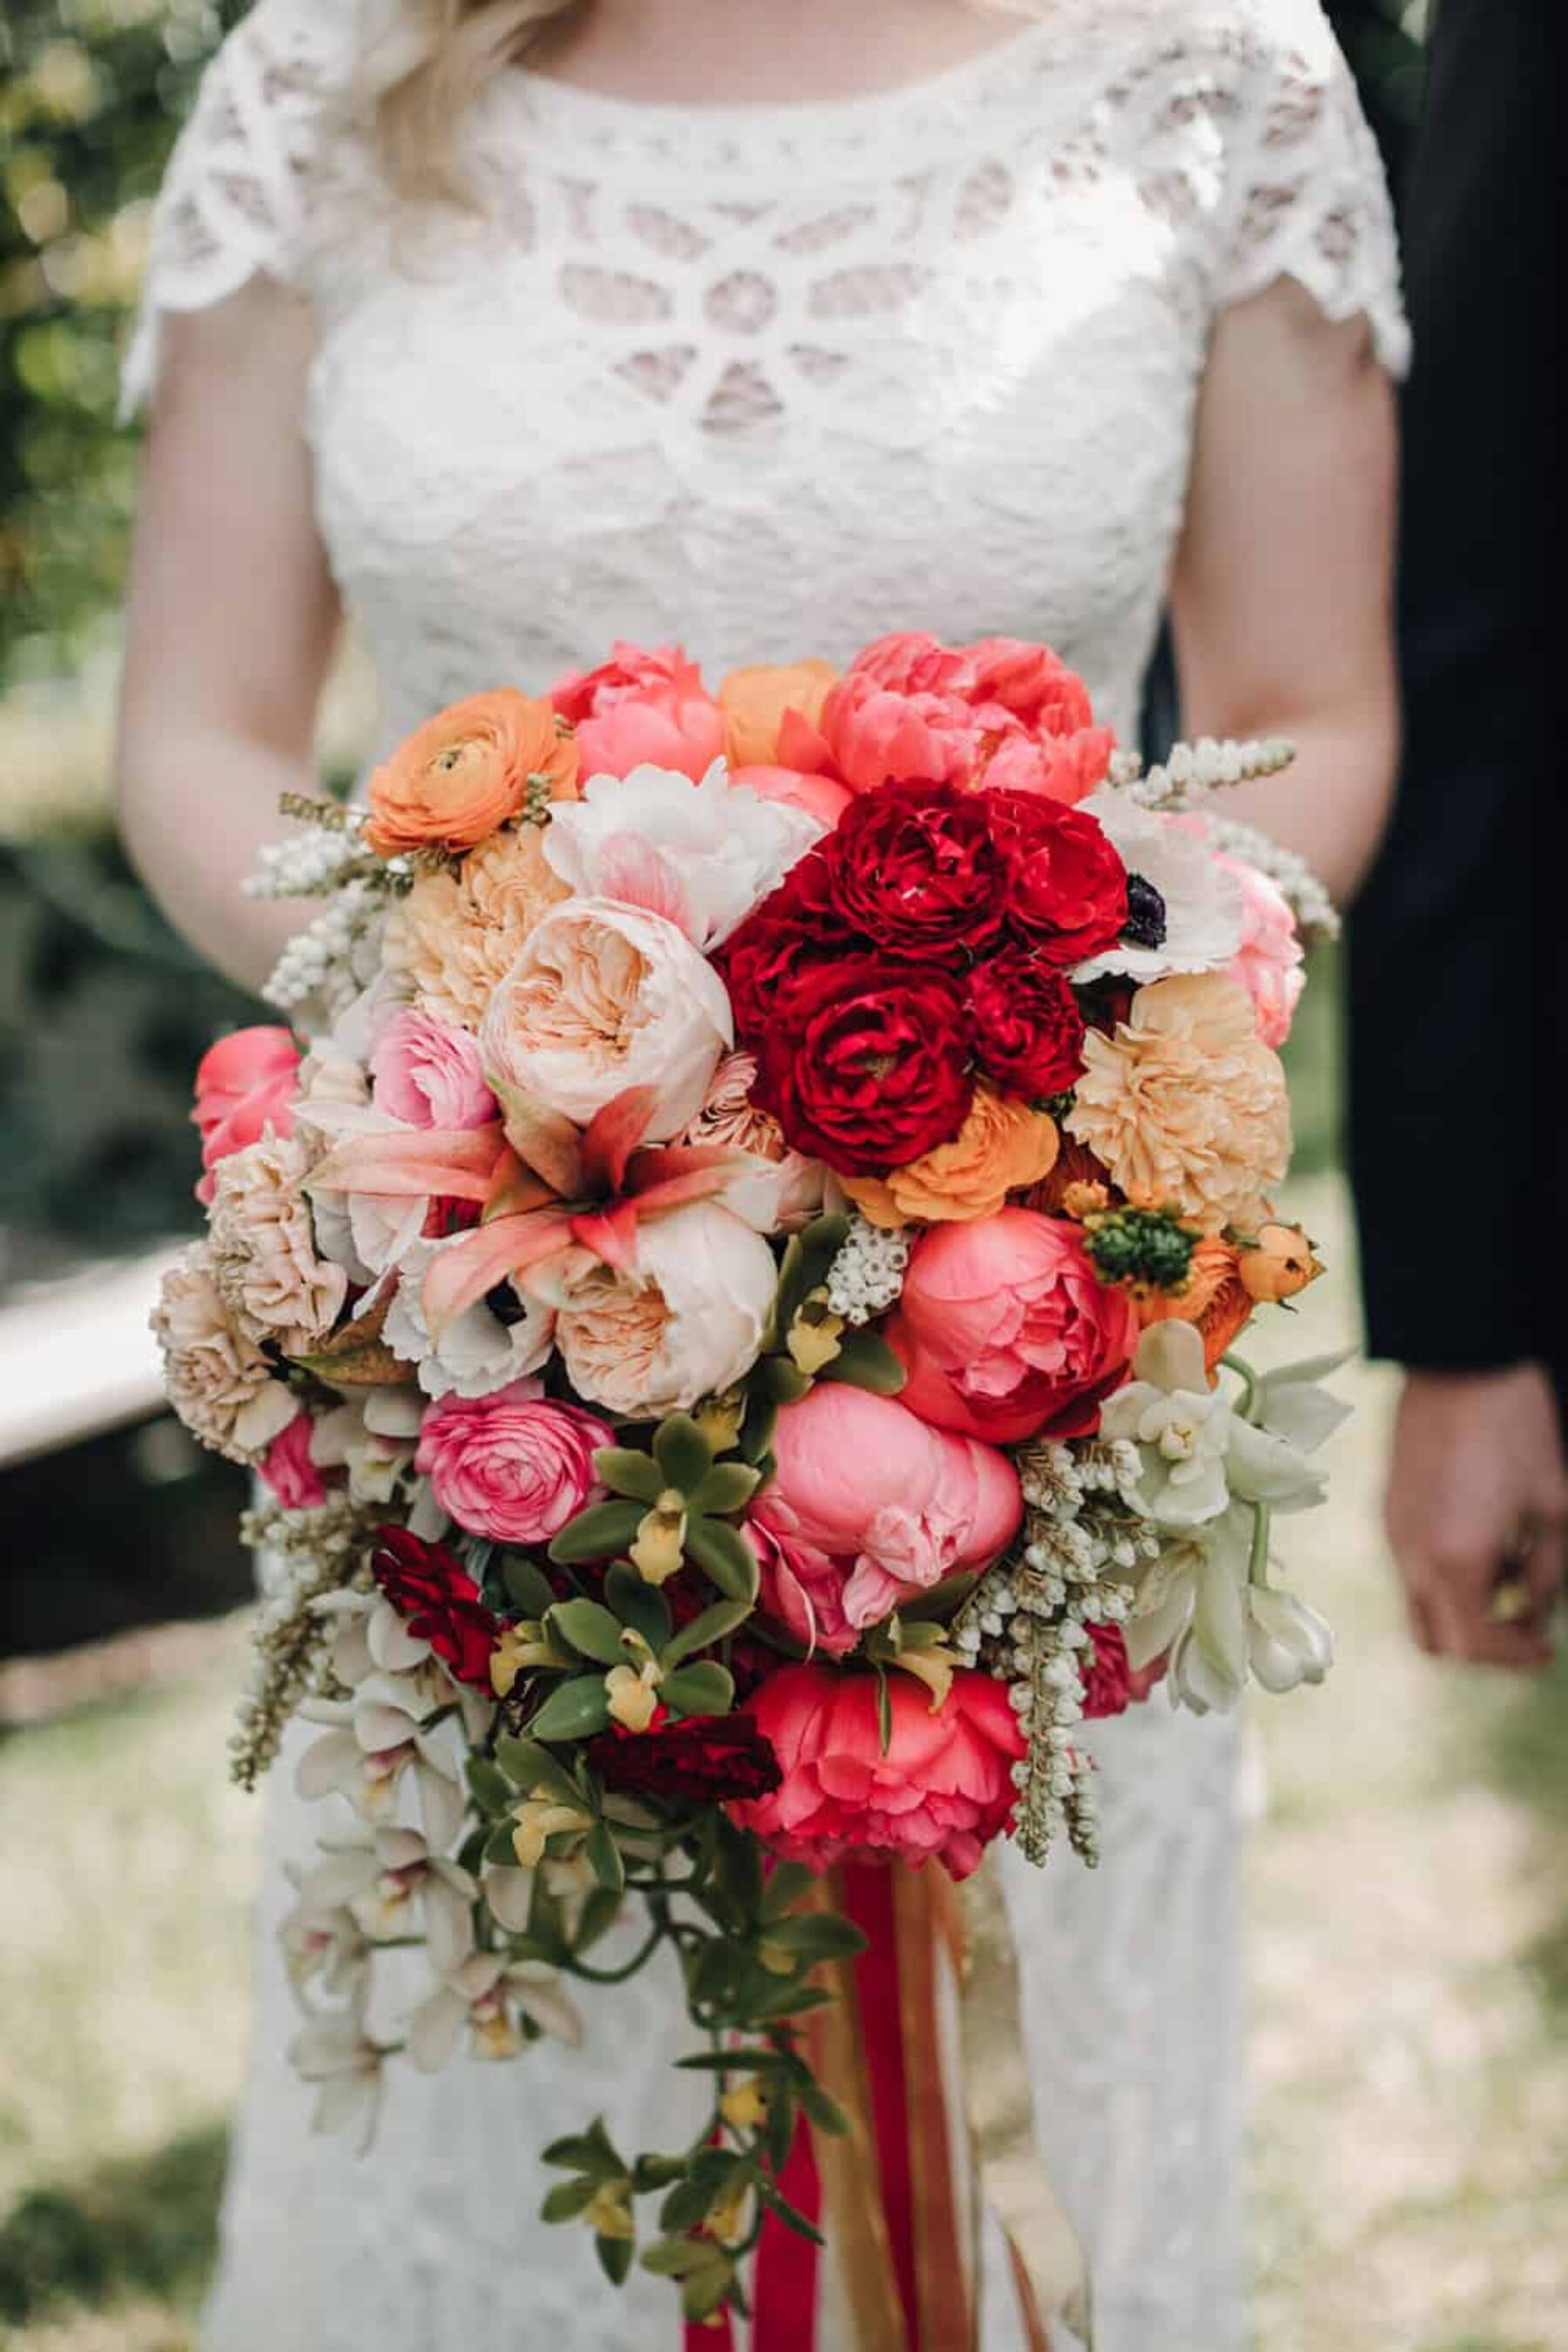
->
1104, 1323, 1331, 1530
1246, 1585, 1335, 1694
277, 1869, 371, 1998
310, 1389, 425, 1509
542, 759, 822, 951
311, 1588, 429, 1687
298, 1824, 477, 1976
1072, 794, 1244, 983
408, 1950, 585, 2072
296, 1672, 469, 1848
288, 2006, 384, 2154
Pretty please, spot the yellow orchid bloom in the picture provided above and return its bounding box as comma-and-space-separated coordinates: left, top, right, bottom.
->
719, 2075, 769, 2133
490, 1621, 556, 1699
511, 1787, 591, 1869
584, 2180, 636, 2240
630, 1493, 687, 1585
605, 1656, 663, 1733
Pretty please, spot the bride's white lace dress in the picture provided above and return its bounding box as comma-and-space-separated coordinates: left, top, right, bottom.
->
127, 3, 1403, 2343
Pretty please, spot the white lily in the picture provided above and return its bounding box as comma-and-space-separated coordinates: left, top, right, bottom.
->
1246, 1585, 1335, 1694
408, 1950, 585, 2072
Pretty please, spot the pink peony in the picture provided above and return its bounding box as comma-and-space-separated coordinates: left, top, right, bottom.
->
369, 1008, 497, 1132
888, 1207, 1139, 1444
259, 1411, 330, 1511
414, 1377, 612, 1544
192, 1025, 300, 1204
551, 642, 726, 782
744, 1519, 859, 1659
1220, 855, 1305, 1048
729, 1664, 1025, 1880
749, 1383, 1021, 1633
728, 763, 853, 829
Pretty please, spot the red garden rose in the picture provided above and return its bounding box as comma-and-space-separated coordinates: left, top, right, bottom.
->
753, 956, 973, 1175
986, 790, 1129, 965
371, 1527, 500, 1690
586, 1716, 783, 1804
964, 948, 1087, 1099
822, 781, 1008, 956
715, 848, 841, 1043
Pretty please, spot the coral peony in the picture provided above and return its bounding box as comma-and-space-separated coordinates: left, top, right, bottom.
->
843, 1089, 1059, 1227
480, 898, 732, 1139
192, 1025, 301, 1204
415, 1378, 612, 1545
1066, 972, 1291, 1229
369, 1008, 497, 1131
551, 1197, 777, 1417
551, 643, 725, 782
365, 690, 575, 856
719, 659, 838, 768
729, 1665, 1024, 1880
382, 825, 571, 1034
888, 1207, 1139, 1443
727, 763, 853, 828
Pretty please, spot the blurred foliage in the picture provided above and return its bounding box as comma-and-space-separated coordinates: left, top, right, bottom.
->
0, 0, 246, 693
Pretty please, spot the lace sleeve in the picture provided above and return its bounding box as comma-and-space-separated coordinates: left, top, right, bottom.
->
1212, 0, 1409, 375
119, 0, 356, 417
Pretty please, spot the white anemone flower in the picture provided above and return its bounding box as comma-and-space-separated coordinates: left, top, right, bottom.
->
383, 1232, 555, 1401
542, 759, 822, 951
1072, 792, 1244, 983
288, 2004, 385, 2153
408, 1951, 585, 2072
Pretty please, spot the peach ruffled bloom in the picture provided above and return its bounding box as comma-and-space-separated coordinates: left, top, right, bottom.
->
382, 826, 571, 1033
719, 660, 839, 768
207, 1132, 348, 1355
365, 691, 577, 857
152, 1243, 298, 1463
678, 1052, 825, 1227
1066, 973, 1290, 1231
843, 1090, 1060, 1227
1135, 1232, 1254, 1373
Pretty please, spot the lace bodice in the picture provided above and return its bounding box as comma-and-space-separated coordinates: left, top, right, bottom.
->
133, 10, 1402, 2349
126, 0, 1404, 757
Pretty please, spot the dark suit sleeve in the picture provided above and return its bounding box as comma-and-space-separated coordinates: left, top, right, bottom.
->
1348, 0, 1565, 1371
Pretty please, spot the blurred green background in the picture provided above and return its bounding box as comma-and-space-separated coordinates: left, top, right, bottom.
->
12, 12, 1567, 2352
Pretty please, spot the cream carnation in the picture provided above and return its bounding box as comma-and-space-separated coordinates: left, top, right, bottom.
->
151, 1242, 298, 1463
207, 1132, 348, 1354
382, 826, 570, 1033
1066, 971, 1290, 1229
551, 1198, 776, 1416
480, 897, 732, 1140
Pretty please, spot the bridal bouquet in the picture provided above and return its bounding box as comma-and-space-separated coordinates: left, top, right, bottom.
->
155, 632, 1347, 2328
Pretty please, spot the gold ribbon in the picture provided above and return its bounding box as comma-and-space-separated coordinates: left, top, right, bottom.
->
804, 1873, 910, 2352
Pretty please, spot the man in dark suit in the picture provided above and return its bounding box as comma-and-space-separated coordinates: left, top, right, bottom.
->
1348, 0, 1568, 1665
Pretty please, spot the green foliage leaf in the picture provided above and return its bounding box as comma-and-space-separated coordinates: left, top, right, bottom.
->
494, 1735, 584, 1809
817, 1328, 907, 1394
464, 1755, 512, 1815
652, 1413, 713, 1495
794, 2076, 852, 2139
605, 1563, 672, 1651
571, 1885, 625, 1957
691, 1460, 762, 1517
591, 1446, 666, 1504
658, 2176, 716, 2236
548, 1598, 627, 1666
760, 1862, 817, 1923
682, 2260, 737, 2324
548, 1498, 645, 1565
659, 1660, 735, 1719
641, 2234, 727, 2279
595, 2231, 634, 2286
739, 1390, 779, 1464
584, 1819, 626, 1896
541, 2119, 625, 2178
500, 1553, 559, 1617
526, 1676, 612, 1742
661, 1598, 754, 1671
762, 1355, 812, 1404
540, 2177, 599, 2223
764, 1912, 868, 1963
683, 1517, 761, 1603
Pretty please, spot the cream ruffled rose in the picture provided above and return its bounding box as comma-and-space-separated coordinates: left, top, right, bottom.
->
551, 1198, 776, 1417
207, 1132, 348, 1354
480, 897, 733, 1140
677, 1052, 825, 1229
383, 826, 571, 1033
152, 1242, 298, 1463
1066, 971, 1290, 1230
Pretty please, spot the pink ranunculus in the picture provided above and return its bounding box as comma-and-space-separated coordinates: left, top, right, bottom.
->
729, 1664, 1025, 1880
192, 1025, 301, 1203
728, 763, 853, 829
888, 1207, 1139, 1445
369, 1008, 497, 1132
259, 1410, 329, 1510
413, 1378, 612, 1544
750, 1384, 1021, 1633
1220, 854, 1305, 1049
551, 642, 726, 783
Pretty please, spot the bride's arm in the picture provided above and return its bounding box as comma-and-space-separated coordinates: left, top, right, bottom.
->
115, 277, 341, 996
1169, 276, 1399, 905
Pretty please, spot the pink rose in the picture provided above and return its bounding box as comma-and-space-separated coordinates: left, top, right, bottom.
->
369, 1007, 497, 1131
888, 1207, 1139, 1444
749, 1384, 1021, 1632
414, 1377, 612, 1544
259, 1410, 329, 1510
728, 763, 853, 830
1220, 855, 1305, 1049
192, 1025, 300, 1204
729, 1664, 1025, 1880
551, 642, 726, 782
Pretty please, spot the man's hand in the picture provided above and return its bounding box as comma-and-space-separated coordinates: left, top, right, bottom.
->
1385, 1363, 1568, 1666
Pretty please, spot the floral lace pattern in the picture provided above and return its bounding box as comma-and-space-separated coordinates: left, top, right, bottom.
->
128, 4, 1402, 2345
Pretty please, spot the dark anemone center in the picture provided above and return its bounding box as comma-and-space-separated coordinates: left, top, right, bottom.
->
1123, 872, 1167, 950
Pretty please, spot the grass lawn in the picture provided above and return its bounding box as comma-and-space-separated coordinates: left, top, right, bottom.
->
2, 1175, 1566, 2349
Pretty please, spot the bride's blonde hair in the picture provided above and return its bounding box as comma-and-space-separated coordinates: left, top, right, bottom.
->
372, 0, 589, 199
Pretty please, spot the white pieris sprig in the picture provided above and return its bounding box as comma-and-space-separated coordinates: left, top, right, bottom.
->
823, 1213, 911, 1326
1107, 734, 1294, 812
261, 877, 389, 1017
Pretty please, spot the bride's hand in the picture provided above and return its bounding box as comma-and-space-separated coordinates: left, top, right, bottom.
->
1384, 1362, 1568, 1667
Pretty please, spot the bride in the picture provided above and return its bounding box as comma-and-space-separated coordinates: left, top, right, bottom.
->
115, 1, 1403, 2344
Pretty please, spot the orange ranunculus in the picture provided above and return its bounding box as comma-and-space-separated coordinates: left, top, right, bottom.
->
1137, 1233, 1254, 1372
1022, 1131, 1118, 1218
842, 1090, 1059, 1228
719, 660, 839, 769
364, 691, 578, 858
1236, 1221, 1324, 1303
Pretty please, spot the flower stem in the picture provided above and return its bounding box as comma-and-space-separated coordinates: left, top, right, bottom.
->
1247, 1499, 1273, 1588
1220, 1350, 1261, 1423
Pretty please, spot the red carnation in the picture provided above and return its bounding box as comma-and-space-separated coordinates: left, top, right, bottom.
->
754, 956, 973, 1175
371, 1527, 500, 1690
965, 949, 1087, 1099
823, 781, 1008, 956
986, 790, 1128, 966
586, 1714, 783, 1805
